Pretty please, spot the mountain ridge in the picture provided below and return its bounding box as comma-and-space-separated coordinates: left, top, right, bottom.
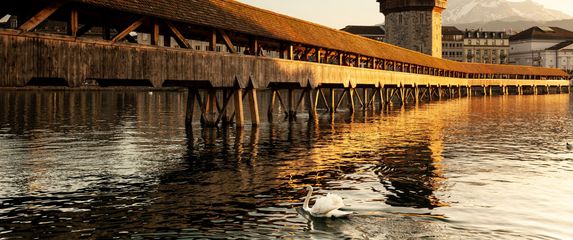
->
443, 0, 571, 24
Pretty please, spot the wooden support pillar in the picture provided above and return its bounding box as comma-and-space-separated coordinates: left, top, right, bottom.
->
234, 89, 244, 128
400, 85, 406, 105
307, 88, 317, 120
428, 87, 433, 101
348, 88, 355, 113
267, 89, 277, 122
330, 88, 336, 113
468, 86, 472, 97
68, 7, 78, 37
489, 86, 493, 96
248, 88, 260, 126
186, 88, 197, 127
210, 30, 217, 51
415, 85, 420, 104
287, 88, 296, 120
379, 87, 385, 109
202, 89, 217, 127
151, 19, 160, 46
222, 89, 234, 125
250, 39, 259, 56
362, 88, 368, 110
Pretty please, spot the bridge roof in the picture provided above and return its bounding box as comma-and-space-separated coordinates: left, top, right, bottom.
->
71, 0, 567, 77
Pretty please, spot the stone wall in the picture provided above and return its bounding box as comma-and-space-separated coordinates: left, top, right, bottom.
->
384, 10, 442, 58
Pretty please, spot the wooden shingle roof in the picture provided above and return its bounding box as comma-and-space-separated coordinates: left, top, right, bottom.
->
71, 0, 568, 77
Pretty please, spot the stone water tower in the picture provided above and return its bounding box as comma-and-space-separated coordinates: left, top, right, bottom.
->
378, 0, 447, 58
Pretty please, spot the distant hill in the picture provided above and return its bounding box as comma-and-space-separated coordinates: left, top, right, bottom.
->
453, 19, 573, 32
444, 0, 571, 25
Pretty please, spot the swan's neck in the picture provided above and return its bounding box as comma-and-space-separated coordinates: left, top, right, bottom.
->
303, 187, 313, 210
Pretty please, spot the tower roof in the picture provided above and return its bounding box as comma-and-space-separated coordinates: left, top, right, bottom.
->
341, 25, 386, 36
378, 0, 447, 14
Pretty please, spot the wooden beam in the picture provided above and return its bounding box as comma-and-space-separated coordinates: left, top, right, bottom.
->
151, 19, 160, 46
68, 7, 78, 37
164, 20, 191, 49
19, 2, 65, 31
111, 17, 147, 43
218, 29, 237, 54
210, 30, 217, 51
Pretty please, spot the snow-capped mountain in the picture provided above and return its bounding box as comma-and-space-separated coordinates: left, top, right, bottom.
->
443, 0, 571, 24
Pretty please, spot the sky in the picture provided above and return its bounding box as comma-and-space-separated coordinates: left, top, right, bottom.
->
238, 0, 573, 29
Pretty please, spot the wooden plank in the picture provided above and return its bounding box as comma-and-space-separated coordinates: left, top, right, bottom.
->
19, 2, 65, 31
218, 29, 237, 54
111, 17, 147, 43
164, 20, 191, 48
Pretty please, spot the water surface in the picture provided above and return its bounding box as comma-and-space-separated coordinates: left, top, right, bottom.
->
0, 90, 572, 239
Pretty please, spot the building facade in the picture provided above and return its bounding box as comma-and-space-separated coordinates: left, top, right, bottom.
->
378, 0, 447, 58
442, 26, 464, 62
463, 30, 509, 64
509, 27, 573, 72
340, 25, 385, 42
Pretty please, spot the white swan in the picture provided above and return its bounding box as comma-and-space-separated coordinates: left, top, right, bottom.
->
303, 186, 352, 218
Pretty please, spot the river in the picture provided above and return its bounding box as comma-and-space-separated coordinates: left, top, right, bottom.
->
0, 90, 572, 239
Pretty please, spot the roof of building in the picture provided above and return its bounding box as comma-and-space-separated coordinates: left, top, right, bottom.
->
341, 25, 385, 36
442, 26, 463, 36
547, 40, 573, 50
510, 26, 573, 42
69, 0, 567, 77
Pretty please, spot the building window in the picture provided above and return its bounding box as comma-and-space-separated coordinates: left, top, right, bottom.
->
399, 15, 403, 25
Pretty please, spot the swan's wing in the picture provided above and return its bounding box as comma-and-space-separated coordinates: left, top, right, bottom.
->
310, 193, 345, 215
326, 193, 345, 209
326, 209, 353, 218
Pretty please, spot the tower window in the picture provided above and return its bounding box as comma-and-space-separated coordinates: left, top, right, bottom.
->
399, 14, 403, 25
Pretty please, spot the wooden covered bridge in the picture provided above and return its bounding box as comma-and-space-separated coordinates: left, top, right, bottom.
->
1, 0, 570, 127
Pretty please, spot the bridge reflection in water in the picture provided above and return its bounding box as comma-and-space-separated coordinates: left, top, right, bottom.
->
0, 90, 486, 238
